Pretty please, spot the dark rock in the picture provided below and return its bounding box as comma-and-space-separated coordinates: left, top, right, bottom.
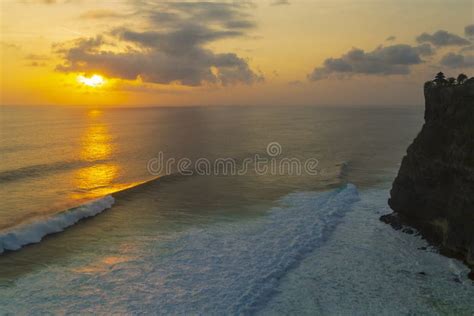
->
385, 80, 474, 277
453, 277, 462, 283
418, 246, 427, 250
468, 271, 474, 281
402, 228, 415, 235
380, 213, 402, 230
418, 271, 427, 276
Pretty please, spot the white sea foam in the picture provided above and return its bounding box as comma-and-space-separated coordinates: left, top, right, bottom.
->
2, 185, 473, 314
101, 184, 360, 314
0, 184, 360, 314
261, 186, 474, 315
0, 196, 115, 254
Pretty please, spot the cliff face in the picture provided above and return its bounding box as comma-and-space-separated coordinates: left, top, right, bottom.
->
384, 80, 474, 274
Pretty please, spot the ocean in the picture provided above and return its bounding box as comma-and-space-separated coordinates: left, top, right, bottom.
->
0, 105, 473, 314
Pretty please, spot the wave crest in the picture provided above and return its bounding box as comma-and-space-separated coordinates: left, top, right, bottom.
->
0, 196, 115, 254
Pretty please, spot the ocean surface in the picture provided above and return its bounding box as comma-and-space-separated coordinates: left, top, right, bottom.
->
0, 105, 473, 314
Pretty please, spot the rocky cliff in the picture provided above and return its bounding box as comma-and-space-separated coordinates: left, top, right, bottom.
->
382, 79, 474, 278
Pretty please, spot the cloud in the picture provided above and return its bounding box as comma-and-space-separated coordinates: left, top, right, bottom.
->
465, 24, 474, 38
386, 36, 396, 41
146, 2, 256, 28
79, 9, 126, 19
25, 0, 71, 3
28, 61, 47, 67
415, 43, 435, 56
24, 0, 56, 3
24, 54, 49, 67
1, 41, 21, 50
25, 54, 49, 60
288, 80, 302, 85
114, 25, 245, 52
440, 52, 474, 68
271, 0, 290, 5
55, 2, 263, 86
309, 44, 425, 80
460, 45, 474, 53
416, 30, 470, 47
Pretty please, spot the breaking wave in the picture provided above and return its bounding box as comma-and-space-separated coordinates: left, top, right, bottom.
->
0, 184, 361, 314
0, 196, 115, 254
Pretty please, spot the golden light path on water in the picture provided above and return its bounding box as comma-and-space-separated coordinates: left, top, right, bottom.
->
70, 109, 142, 201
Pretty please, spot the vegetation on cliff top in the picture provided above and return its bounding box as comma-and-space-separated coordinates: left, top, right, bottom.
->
425, 72, 474, 88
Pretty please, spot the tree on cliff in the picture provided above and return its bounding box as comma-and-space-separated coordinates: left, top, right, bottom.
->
457, 73, 468, 84
434, 72, 447, 85
447, 77, 456, 85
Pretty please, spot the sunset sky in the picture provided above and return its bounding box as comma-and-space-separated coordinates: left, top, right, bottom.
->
1, 0, 473, 106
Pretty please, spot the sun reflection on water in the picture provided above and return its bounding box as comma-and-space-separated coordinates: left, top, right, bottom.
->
80, 125, 113, 161
71, 110, 121, 200
70, 109, 145, 201
74, 163, 120, 196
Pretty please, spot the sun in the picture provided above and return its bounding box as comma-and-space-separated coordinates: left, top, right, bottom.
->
78, 74, 105, 87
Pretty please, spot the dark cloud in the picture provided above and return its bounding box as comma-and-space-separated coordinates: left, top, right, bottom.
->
416, 30, 470, 47
386, 36, 396, 41
440, 52, 474, 68
225, 20, 257, 29
415, 43, 435, 57
309, 44, 424, 80
115, 25, 244, 52
55, 2, 262, 86
28, 61, 47, 67
146, 2, 255, 29
465, 24, 474, 38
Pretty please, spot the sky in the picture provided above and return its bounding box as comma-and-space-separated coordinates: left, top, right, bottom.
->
0, 0, 473, 107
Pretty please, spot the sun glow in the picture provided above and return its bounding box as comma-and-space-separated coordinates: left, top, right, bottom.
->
78, 74, 105, 87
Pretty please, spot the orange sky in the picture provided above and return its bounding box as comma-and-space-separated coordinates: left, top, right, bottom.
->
1, 0, 473, 106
